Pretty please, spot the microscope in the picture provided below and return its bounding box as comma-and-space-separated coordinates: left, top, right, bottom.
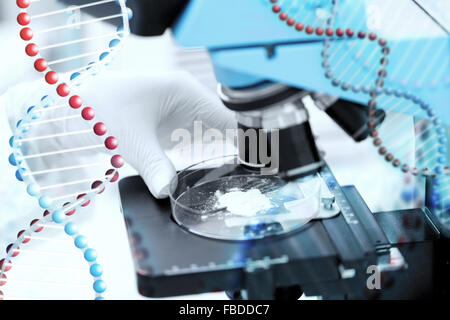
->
70, 0, 450, 299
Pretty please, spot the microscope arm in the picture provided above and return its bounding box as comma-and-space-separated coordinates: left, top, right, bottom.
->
312, 93, 386, 142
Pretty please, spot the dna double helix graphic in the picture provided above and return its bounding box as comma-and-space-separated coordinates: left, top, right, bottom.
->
1, 0, 131, 300
266, 0, 449, 228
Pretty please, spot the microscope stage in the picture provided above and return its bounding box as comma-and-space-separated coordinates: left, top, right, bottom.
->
119, 165, 396, 299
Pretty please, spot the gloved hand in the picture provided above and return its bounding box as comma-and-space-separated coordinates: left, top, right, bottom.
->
77, 71, 236, 198
3, 71, 236, 199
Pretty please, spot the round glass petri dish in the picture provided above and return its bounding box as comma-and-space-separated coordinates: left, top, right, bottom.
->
169, 155, 322, 241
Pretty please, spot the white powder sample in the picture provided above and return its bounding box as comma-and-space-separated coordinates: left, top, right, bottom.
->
215, 189, 273, 217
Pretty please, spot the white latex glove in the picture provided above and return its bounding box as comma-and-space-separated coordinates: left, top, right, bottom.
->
3, 71, 236, 199
78, 71, 236, 198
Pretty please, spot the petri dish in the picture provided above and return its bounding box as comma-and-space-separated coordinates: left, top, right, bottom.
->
169, 155, 322, 241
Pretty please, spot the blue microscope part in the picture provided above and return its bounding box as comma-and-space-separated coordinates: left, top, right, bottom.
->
172, 0, 450, 123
